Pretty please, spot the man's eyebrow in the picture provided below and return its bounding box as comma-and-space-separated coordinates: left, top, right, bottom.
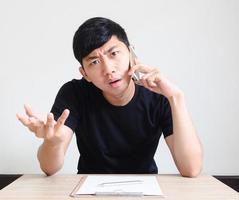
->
85, 55, 99, 61
85, 45, 120, 61
104, 45, 118, 54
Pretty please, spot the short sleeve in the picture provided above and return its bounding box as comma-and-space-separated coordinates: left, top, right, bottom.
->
50, 81, 80, 132
160, 96, 173, 138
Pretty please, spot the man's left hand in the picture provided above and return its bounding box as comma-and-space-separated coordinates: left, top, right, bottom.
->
128, 60, 182, 99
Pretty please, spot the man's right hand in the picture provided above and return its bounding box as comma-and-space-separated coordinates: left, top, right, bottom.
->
17, 104, 73, 175
17, 104, 70, 146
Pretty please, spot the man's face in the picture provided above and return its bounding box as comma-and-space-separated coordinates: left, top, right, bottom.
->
81, 36, 132, 96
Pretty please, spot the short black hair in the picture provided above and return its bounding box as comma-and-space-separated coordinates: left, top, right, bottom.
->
73, 17, 130, 64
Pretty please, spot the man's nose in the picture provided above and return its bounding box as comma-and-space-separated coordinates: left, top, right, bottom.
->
102, 58, 116, 75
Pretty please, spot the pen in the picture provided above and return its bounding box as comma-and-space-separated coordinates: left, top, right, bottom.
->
95, 191, 143, 196
98, 180, 143, 187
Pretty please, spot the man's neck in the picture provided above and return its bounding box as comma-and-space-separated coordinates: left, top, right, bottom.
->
103, 80, 135, 106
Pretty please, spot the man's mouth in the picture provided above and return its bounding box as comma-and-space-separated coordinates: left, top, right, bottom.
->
109, 79, 120, 84
108, 79, 122, 87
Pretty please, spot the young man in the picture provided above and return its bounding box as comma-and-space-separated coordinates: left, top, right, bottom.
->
17, 17, 203, 176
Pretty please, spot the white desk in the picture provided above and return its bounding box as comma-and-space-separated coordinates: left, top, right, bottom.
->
0, 174, 238, 200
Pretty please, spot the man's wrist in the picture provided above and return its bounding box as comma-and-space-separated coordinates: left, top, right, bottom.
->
168, 90, 185, 108
42, 139, 64, 150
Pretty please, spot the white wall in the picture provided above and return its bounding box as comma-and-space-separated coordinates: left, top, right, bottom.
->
0, 0, 238, 175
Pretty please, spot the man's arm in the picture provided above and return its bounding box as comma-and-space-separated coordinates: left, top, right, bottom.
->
17, 105, 73, 176
37, 125, 73, 176
128, 61, 203, 177
165, 91, 203, 177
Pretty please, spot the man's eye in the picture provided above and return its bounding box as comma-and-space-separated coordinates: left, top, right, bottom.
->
91, 60, 100, 65
111, 51, 119, 56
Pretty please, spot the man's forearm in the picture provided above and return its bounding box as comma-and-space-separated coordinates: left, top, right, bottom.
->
169, 92, 203, 177
37, 141, 65, 176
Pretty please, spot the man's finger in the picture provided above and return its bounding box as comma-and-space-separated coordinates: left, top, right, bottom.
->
16, 114, 30, 126
24, 104, 38, 118
146, 78, 158, 88
128, 64, 152, 76
17, 114, 39, 133
45, 113, 55, 139
46, 113, 55, 127
55, 109, 70, 129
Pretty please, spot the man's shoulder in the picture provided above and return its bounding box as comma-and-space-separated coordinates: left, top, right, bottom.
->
55, 78, 96, 102
137, 84, 166, 100
60, 78, 92, 92
136, 85, 171, 111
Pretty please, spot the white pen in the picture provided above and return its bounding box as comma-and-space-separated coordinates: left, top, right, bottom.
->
95, 191, 143, 196
98, 180, 143, 187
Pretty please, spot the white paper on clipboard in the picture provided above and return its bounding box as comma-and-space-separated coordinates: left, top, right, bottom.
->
73, 175, 164, 197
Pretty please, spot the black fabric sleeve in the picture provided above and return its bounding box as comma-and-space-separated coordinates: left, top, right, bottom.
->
50, 81, 80, 132
160, 96, 173, 138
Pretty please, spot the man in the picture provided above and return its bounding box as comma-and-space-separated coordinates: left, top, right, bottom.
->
17, 17, 203, 176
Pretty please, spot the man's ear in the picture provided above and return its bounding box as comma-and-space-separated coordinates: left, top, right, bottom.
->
79, 67, 92, 82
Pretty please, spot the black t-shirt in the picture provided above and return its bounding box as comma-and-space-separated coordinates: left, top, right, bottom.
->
51, 78, 173, 174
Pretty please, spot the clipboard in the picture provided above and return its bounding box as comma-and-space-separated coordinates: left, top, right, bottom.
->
70, 175, 164, 198
70, 176, 88, 197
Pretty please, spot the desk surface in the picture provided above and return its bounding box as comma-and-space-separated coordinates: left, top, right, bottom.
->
0, 174, 238, 200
